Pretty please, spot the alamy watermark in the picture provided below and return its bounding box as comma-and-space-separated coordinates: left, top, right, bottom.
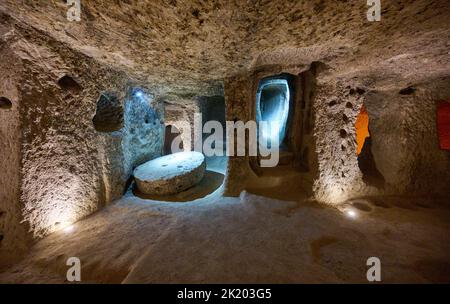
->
367, 0, 381, 22
67, 0, 81, 22
66, 257, 81, 282
167, 113, 281, 167
65, 256, 381, 283
366, 256, 382, 282
67, 1, 381, 23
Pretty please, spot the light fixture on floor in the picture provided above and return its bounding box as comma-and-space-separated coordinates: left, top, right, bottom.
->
345, 208, 358, 219
63, 225, 75, 234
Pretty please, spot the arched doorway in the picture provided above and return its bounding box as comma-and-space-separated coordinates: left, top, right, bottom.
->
256, 78, 291, 148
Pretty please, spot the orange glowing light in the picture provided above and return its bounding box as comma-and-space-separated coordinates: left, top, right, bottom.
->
355, 105, 370, 155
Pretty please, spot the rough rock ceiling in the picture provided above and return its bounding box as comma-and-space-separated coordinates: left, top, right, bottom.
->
1, 0, 450, 93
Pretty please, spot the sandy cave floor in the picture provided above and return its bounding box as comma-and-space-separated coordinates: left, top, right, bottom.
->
0, 158, 449, 284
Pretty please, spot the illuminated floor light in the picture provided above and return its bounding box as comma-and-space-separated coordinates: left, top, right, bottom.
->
63, 225, 75, 234
345, 209, 358, 219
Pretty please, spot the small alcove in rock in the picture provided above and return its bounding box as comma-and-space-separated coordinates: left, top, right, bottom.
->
93, 93, 124, 132
0, 97, 12, 109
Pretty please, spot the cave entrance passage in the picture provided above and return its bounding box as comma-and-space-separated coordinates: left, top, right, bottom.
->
356, 105, 385, 188
256, 78, 291, 149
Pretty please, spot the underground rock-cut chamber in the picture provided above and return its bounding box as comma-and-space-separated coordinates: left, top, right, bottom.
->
256, 78, 290, 148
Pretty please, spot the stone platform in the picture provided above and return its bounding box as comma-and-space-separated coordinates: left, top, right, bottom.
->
134, 151, 206, 195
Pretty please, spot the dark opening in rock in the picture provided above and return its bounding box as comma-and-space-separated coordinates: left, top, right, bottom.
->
437, 101, 450, 150
198, 95, 226, 142
343, 114, 349, 123
57, 75, 82, 91
356, 87, 366, 95
0, 97, 12, 109
164, 125, 183, 155
352, 201, 372, 212
300, 147, 310, 171
355, 105, 384, 188
399, 86, 415, 95
328, 99, 337, 107
93, 93, 124, 132
191, 9, 200, 18
358, 136, 385, 189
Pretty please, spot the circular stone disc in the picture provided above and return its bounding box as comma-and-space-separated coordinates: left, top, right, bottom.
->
133, 151, 206, 195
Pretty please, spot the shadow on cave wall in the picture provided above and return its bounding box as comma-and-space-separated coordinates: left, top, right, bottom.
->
358, 135, 385, 189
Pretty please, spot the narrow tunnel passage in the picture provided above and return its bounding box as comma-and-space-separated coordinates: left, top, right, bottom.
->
256, 78, 291, 148
356, 105, 385, 189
